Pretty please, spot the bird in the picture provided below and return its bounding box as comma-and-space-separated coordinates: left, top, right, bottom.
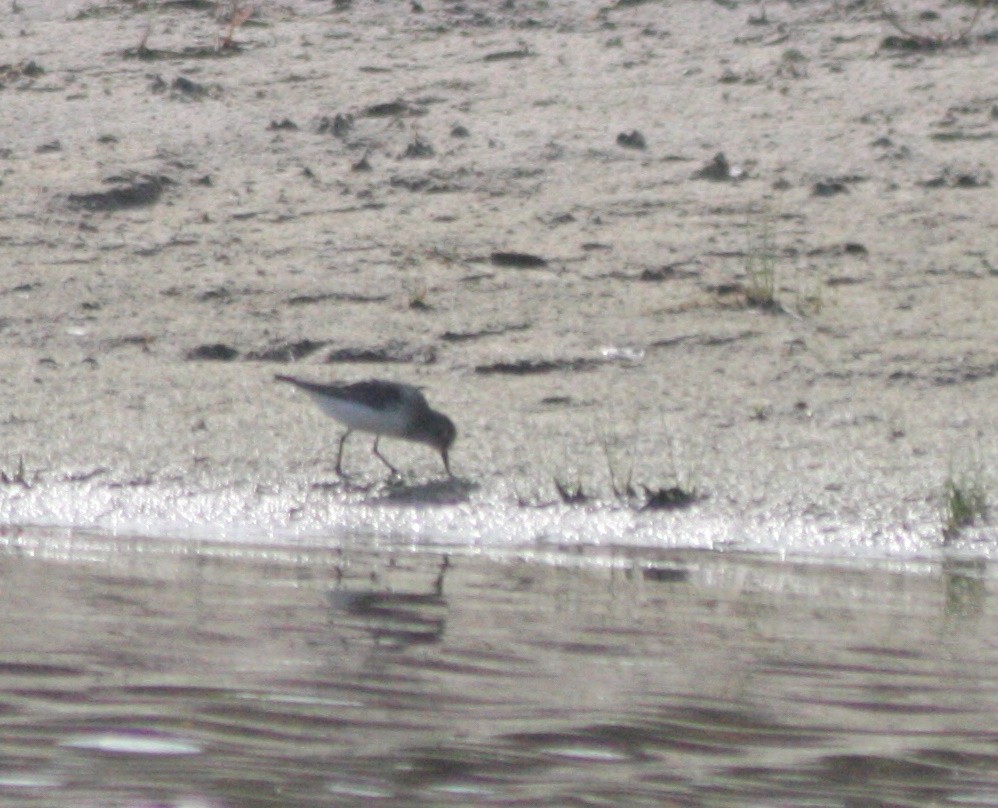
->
275, 374, 456, 478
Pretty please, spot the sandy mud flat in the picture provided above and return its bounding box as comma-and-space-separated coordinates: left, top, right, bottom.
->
0, 0, 995, 559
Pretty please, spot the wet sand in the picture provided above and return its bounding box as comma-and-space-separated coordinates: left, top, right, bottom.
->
0, 1, 996, 555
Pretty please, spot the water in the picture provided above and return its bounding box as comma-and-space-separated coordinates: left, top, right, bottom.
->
1, 529, 996, 806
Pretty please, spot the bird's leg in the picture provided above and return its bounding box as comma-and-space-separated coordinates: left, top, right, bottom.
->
334, 430, 352, 477
371, 436, 400, 476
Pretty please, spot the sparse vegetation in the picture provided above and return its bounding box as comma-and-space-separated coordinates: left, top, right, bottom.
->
743, 216, 779, 310
217, 1, 256, 50
942, 467, 990, 541
776, 48, 809, 80
741, 213, 824, 317
407, 279, 431, 310
793, 268, 824, 316
602, 428, 639, 501
126, 0, 257, 57
0, 456, 32, 488
554, 477, 590, 504
518, 424, 706, 512
640, 484, 699, 511
601, 425, 704, 511
876, 0, 988, 48
132, 2, 157, 55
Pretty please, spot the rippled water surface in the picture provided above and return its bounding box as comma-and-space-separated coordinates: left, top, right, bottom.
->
1, 529, 997, 807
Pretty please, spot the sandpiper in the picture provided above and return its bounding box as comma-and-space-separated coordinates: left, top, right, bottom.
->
275, 374, 456, 477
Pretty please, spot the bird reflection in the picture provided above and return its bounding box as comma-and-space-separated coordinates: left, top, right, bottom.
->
326, 555, 449, 649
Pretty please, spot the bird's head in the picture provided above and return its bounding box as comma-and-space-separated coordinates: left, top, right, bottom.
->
422, 411, 457, 476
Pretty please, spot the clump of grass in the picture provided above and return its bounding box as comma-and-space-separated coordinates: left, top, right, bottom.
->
126, 0, 257, 57
794, 269, 824, 316
602, 428, 638, 501
217, 1, 256, 50
942, 468, 989, 542
640, 484, 700, 511
600, 424, 704, 511
776, 48, 808, 80
741, 213, 826, 317
0, 456, 32, 488
407, 279, 430, 310
554, 477, 590, 504
744, 216, 779, 310
876, 0, 987, 48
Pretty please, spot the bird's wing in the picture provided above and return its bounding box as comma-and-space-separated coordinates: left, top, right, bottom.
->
339, 380, 411, 410
276, 375, 425, 412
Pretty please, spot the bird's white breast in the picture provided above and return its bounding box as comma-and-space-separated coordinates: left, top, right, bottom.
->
309, 392, 411, 436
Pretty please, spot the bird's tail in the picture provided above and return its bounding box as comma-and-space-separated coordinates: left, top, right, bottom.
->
275, 374, 330, 396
